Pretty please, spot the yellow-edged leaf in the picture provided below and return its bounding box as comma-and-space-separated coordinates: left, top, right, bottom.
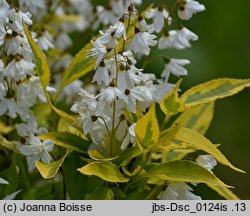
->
0, 135, 18, 152
35, 151, 68, 179
78, 162, 128, 183
38, 132, 89, 153
208, 184, 240, 200
160, 79, 185, 115
50, 103, 76, 124
23, 22, 50, 96
135, 103, 159, 149
173, 127, 245, 173
146, 160, 230, 187
174, 102, 215, 135
182, 78, 250, 108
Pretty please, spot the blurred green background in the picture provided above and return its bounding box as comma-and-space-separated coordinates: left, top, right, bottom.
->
142, 0, 250, 199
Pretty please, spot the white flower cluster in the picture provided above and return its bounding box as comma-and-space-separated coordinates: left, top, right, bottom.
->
0, 0, 55, 169
71, 0, 206, 199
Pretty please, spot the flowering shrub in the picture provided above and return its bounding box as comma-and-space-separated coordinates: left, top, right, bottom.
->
0, 0, 249, 200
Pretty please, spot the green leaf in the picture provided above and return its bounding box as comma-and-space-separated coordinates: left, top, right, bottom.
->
57, 43, 94, 98
23, 22, 50, 97
160, 79, 185, 115
35, 151, 68, 179
172, 127, 245, 173
114, 146, 142, 166
174, 102, 215, 135
85, 185, 114, 200
181, 78, 250, 108
208, 184, 240, 200
78, 162, 129, 183
145, 160, 229, 187
0, 135, 18, 153
38, 132, 89, 153
135, 103, 159, 149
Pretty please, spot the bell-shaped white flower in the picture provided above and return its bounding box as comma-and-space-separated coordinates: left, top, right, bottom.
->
18, 134, 54, 164
0, 25, 6, 46
121, 123, 136, 150
128, 27, 157, 55
124, 88, 146, 113
8, 9, 32, 33
37, 31, 54, 51
4, 55, 35, 81
98, 86, 128, 105
158, 30, 185, 50
16, 115, 47, 137
19, 0, 46, 15
162, 58, 190, 81
93, 61, 110, 86
177, 26, 198, 48
158, 181, 201, 200
112, 18, 126, 40
88, 40, 109, 69
145, 7, 171, 33
0, 0, 9, 27
178, 0, 205, 20
196, 155, 217, 172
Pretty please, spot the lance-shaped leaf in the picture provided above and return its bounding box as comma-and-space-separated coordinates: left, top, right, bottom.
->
23, 22, 50, 97
57, 43, 94, 98
135, 103, 159, 149
181, 78, 250, 108
78, 162, 129, 183
35, 151, 68, 179
38, 132, 89, 153
145, 160, 229, 187
160, 79, 185, 115
172, 127, 245, 173
208, 184, 240, 200
174, 102, 215, 135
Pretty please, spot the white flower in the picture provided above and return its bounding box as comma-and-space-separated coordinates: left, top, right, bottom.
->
96, 30, 118, 48
18, 134, 54, 164
0, 25, 6, 46
158, 182, 201, 200
4, 55, 35, 81
112, 19, 126, 40
98, 86, 128, 105
37, 31, 54, 51
196, 155, 217, 172
8, 9, 32, 34
145, 7, 171, 33
158, 30, 185, 50
55, 33, 72, 50
0, 98, 21, 119
88, 40, 108, 69
3, 190, 22, 200
62, 80, 83, 104
0, 177, 9, 185
124, 87, 146, 113
178, 0, 205, 20
96, 6, 117, 26
177, 26, 198, 48
93, 61, 110, 86
121, 123, 136, 150
128, 28, 157, 55
0, 0, 9, 27
162, 58, 190, 81
19, 0, 46, 15
138, 15, 148, 32
16, 115, 47, 137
